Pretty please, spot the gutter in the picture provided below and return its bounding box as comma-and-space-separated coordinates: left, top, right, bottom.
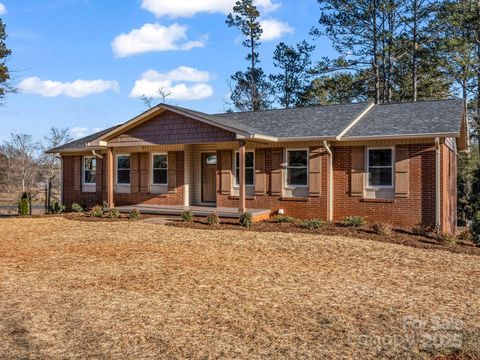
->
91, 149, 103, 159
323, 141, 334, 222
435, 137, 441, 231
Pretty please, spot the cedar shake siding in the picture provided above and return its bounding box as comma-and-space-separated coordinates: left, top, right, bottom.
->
108, 111, 236, 147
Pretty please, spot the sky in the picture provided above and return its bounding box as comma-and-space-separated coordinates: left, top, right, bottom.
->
0, 0, 335, 142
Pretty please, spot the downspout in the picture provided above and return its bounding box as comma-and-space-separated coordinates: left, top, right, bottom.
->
59, 156, 63, 207
435, 137, 441, 231
323, 141, 333, 222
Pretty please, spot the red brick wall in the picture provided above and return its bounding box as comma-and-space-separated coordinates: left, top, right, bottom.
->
62, 152, 184, 209
332, 144, 436, 227
216, 148, 330, 219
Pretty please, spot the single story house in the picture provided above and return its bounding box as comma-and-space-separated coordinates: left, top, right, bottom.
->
47, 99, 468, 233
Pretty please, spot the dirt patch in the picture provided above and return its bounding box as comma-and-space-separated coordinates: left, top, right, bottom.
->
168, 218, 480, 256
1, 217, 479, 359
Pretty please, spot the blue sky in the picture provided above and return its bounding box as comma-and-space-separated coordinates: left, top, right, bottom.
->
0, 0, 335, 141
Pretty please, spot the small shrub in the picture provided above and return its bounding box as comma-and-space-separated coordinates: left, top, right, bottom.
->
181, 210, 193, 222
206, 212, 220, 226
102, 201, 109, 211
239, 212, 253, 228
275, 215, 295, 223
411, 224, 433, 237
90, 205, 103, 218
371, 223, 392, 236
437, 232, 457, 245
299, 218, 323, 229
457, 228, 472, 242
342, 216, 367, 228
18, 193, 30, 216
129, 208, 141, 220
109, 208, 120, 219
71, 203, 84, 213
49, 201, 65, 214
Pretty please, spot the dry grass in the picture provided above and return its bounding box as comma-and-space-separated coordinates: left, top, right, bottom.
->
0, 217, 479, 359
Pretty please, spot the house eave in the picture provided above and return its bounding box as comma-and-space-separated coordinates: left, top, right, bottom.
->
340, 132, 459, 141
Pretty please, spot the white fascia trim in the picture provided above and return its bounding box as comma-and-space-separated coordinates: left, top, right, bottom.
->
340, 132, 459, 141
336, 103, 375, 140
275, 136, 337, 142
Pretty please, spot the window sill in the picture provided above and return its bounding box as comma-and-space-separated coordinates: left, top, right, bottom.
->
360, 198, 395, 204
228, 195, 256, 200
280, 197, 310, 202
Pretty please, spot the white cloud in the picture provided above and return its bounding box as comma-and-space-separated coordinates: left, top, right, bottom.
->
130, 67, 213, 101
112, 23, 205, 58
260, 18, 293, 41
69, 127, 103, 140
19, 77, 120, 98
0, 3, 6, 15
141, 0, 279, 18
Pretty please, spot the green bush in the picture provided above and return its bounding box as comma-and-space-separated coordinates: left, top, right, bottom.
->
457, 228, 472, 242
342, 216, 367, 228
299, 218, 323, 229
371, 223, 392, 236
181, 210, 193, 222
129, 208, 141, 220
49, 201, 65, 214
239, 212, 253, 228
90, 205, 103, 218
18, 193, 29, 216
109, 208, 120, 219
470, 212, 480, 246
71, 203, 84, 213
206, 212, 220, 226
102, 201, 109, 211
275, 215, 295, 223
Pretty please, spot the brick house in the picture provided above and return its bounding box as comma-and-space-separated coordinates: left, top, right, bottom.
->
47, 99, 468, 233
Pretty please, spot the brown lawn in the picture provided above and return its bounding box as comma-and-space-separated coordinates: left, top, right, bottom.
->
0, 217, 479, 359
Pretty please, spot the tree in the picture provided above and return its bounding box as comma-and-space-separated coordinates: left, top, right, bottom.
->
298, 71, 368, 105
140, 88, 173, 109
269, 41, 315, 108
0, 17, 15, 103
4, 133, 40, 193
226, 0, 272, 111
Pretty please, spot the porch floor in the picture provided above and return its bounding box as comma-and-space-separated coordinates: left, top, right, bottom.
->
115, 204, 271, 219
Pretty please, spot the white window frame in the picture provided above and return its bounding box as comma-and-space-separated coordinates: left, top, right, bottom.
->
366, 147, 395, 189
83, 156, 96, 185
116, 154, 131, 186
234, 150, 255, 187
151, 153, 168, 185
285, 148, 309, 188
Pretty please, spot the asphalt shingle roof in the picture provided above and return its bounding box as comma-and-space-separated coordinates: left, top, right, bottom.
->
212, 103, 370, 138
48, 99, 464, 153
343, 99, 464, 138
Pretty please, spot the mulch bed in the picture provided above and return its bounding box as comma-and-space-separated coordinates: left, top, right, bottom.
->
168, 217, 480, 256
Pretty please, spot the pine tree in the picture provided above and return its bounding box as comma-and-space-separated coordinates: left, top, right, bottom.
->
0, 17, 14, 103
269, 41, 315, 108
226, 0, 272, 111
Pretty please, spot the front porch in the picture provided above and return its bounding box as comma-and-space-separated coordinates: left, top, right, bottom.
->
115, 204, 271, 221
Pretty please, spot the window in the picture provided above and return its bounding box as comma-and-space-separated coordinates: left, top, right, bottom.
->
116, 155, 130, 185
83, 157, 96, 184
152, 154, 168, 185
205, 154, 217, 165
287, 150, 308, 186
235, 151, 254, 186
367, 148, 393, 187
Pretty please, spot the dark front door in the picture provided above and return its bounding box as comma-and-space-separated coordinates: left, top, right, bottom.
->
202, 153, 217, 203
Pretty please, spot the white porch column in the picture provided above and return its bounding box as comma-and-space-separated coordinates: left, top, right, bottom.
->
107, 147, 114, 208
238, 140, 246, 214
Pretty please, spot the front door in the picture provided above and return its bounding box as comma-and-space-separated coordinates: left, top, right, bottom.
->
202, 153, 217, 203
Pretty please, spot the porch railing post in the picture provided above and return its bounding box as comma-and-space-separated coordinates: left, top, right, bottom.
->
107, 147, 114, 208
239, 140, 246, 214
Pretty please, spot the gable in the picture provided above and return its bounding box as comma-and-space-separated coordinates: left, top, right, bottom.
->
108, 110, 237, 147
